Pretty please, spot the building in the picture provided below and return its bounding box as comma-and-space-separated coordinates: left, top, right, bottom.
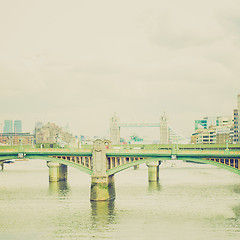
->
192, 127, 216, 144
233, 109, 238, 143
216, 126, 233, 144
3, 120, 13, 133
35, 122, 75, 147
0, 133, 34, 145
238, 94, 240, 142
192, 115, 234, 144
14, 120, 22, 133
195, 116, 233, 130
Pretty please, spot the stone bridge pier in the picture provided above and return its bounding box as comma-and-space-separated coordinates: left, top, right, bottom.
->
0, 162, 4, 171
147, 161, 161, 182
47, 162, 68, 182
90, 139, 115, 201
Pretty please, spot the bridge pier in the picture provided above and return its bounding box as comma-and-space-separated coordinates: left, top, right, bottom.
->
0, 162, 4, 171
147, 161, 161, 182
90, 175, 115, 201
90, 139, 115, 201
134, 165, 139, 170
47, 162, 68, 182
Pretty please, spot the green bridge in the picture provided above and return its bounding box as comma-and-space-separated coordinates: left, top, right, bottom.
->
1, 139, 240, 201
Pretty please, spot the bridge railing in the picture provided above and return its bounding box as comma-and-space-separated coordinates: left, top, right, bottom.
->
0, 148, 92, 153
0, 149, 18, 152
107, 149, 172, 154
24, 148, 92, 153
177, 149, 240, 155
1, 148, 240, 156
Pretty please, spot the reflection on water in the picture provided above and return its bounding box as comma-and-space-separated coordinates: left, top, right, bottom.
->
233, 184, 240, 194
232, 204, 240, 218
48, 181, 70, 197
148, 181, 161, 192
91, 200, 116, 229
0, 160, 240, 240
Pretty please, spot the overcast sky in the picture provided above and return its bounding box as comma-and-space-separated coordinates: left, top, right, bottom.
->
0, 0, 240, 139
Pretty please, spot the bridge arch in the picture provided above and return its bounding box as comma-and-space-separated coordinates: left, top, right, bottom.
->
181, 157, 240, 176
107, 157, 240, 176
1, 155, 93, 175
107, 157, 168, 175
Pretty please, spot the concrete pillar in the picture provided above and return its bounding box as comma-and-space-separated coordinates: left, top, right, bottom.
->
134, 165, 139, 170
146, 161, 161, 182
0, 162, 4, 171
90, 139, 115, 201
59, 164, 68, 181
91, 175, 115, 201
47, 162, 68, 182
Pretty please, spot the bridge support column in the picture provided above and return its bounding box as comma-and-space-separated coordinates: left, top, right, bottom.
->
147, 161, 161, 182
90, 139, 115, 201
47, 162, 68, 182
134, 165, 139, 170
90, 175, 115, 201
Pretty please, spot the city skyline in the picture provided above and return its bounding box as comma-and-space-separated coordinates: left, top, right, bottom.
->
0, 107, 237, 140
1, 0, 240, 139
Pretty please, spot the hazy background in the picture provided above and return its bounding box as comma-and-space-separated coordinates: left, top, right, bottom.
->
0, 0, 240, 138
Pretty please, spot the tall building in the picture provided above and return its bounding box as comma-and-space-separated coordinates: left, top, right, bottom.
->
195, 116, 233, 130
233, 109, 238, 143
14, 120, 22, 133
160, 112, 169, 144
3, 120, 13, 133
238, 94, 240, 142
192, 115, 234, 144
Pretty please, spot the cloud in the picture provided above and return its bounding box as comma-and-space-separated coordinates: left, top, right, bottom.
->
0, 0, 240, 137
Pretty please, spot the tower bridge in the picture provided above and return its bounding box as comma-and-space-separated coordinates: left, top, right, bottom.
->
110, 113, 190, 145
1, 139, 240, 201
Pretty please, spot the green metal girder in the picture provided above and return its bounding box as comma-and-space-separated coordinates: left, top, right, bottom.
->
0, 156, 19, 162
107, 156, 240, 176
106, 152, 171, 158
25, 151, 92, 157
180, 157, 240, 176
107, 157, 170, 175
0, 152, 18, 157
26, 156, 93, 175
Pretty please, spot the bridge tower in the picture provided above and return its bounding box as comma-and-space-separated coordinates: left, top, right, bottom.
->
110, 113, 120, 145
160, 112, 169, 144
90, 139, 115, 201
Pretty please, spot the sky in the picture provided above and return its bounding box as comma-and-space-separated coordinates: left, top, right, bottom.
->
0, 0, 240, 139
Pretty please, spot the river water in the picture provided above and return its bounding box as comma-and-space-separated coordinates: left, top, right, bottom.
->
0, 160, 240, 240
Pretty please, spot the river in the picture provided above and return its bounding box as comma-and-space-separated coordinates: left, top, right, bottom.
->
0, 160, 240, 240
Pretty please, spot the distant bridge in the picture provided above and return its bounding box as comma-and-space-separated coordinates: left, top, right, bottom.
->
1, 140, 240, 201
110, 113, 190, 144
